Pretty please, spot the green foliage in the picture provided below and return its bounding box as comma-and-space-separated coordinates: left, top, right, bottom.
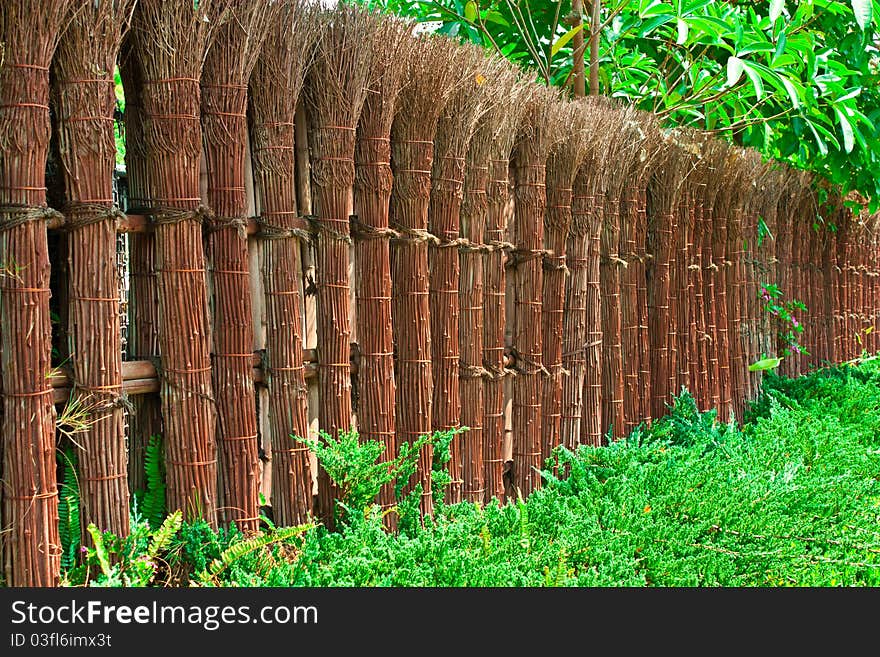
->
363, 0, 880, 210
65, 510, 182, 587
61, 360, 880, 587
293, 427, 462, 525
57, 447, 81, 572
758, 282, 808, 358
133, 434, 166, 530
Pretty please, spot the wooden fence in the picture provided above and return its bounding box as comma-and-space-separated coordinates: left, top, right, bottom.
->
1, 0, 879, 586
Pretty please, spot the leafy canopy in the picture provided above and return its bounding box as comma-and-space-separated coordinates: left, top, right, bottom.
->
359, 0, 880, 210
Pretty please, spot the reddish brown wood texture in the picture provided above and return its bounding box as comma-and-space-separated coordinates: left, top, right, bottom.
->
201, 4, 273, 534
131, 0, 227, 525
460, 155, 488, 502
0, 0, 72, 587
352, 21, 410, 515
483, 157, 512, 502
53, 0, 134, 542
561, 167, 596, 451
249, 2, 315, 527
510, 92, 558, 495
389, 39, 460, 515
541, 106, 584, 465
119, 46, 162, 495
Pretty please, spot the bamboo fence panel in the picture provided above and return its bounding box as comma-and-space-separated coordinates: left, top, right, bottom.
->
619, 115, 657, 430
580, 160, 606, 449
697, 153, 722, 412
541, 102, 587, 463
429, 46, 494, 504
482, 74, 527, 503
560, 105, 609, 452
305, 6, 376, 525
600, 109, 642, 440
119, 42, 161, 494
691, 181, 710, 408
201, 0, 276, 533
645, 138, 683, 420
249, 0, 316, 527
710, 145, 737, 418
352, 19, 412, 516
510, 87, 560, 496
389, 36, 462, 516
130, 0, 229, 525
53, 0, 135, 542
0, 0, 72, 588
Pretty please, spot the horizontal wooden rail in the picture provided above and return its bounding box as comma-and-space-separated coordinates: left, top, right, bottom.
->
46, 213, 261, 235
50, 349, 318, 405
49, 348, 513, 405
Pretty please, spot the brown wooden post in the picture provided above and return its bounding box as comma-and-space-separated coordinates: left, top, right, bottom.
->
130, 0, 229, 525
352, 20, 412, 517
389, 37, 462, 516
305, 7, 376, 525
201, 1, 277, 533
429, 47, 496, 503
249, 1, 317, 527
0, 0, 72, 587
53, 0, 135, 542
510, 87, 560, 497
542, 102, 588, 462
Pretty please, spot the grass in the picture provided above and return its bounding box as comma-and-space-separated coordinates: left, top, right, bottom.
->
62, 358, 880, 587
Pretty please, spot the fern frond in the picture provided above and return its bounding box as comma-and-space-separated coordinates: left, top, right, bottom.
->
148, 509, 182, 559
87, 523, 112, 579
208, 523, 314, 577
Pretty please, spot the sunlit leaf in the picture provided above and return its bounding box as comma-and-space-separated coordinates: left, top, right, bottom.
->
727, 55, 744, 87
551, 24, 583, 57
464, 1, 477, 23
769, 0, 785, 23
834, 106, 855, 153
850, 0, 873, 29
748, 357, 783, 372
676, 18, 689, 44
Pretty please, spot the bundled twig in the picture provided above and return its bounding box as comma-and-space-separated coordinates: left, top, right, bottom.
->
671, 134, 699, 405
726, 148, 755, 419
599, 104, 645, 441
627, 111, 663, 425
540, 100, 588, 464
305, 5, 377, 525
52, 0, 136, 544
0, 0, 73, 587
645, 131, 688, 420
352, 16, 413, 518
481, 70, 529, 504
561, 98, 612, 451
249, 0, 318, 527
119, 39, 162, 495
509, 83, 562, 497
684, 140, 712, 410
389, 33, 463, 516
130, 0, 230, 525
202, 0, 278, 534
429, 44, 498, 504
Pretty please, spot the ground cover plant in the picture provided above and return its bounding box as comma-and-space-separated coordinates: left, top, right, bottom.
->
61, 357, 880, 587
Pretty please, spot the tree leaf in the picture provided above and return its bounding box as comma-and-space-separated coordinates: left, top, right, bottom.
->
769, 0, 785, 23
741, 61, 764, 99
748, 357, 783, 372
464, 1, 477, 23
850, 0, 873, 30
834, 106, 855, 153
551, 24, 583, 57
727, 55, 744, 87
676, 18, 689, 45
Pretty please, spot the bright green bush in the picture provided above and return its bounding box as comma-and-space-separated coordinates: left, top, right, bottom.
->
56, 358, 880, 587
